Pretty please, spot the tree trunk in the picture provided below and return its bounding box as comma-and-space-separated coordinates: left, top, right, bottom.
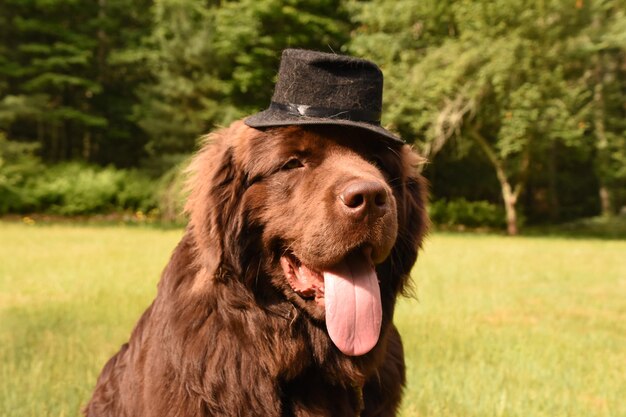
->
51, 123, 59, 162
83, 130, 92, 161
97, 0, 108, 84
501, 180, 519, 236
548, 141, 560, 221
592, 33, 614, 217
599, 185, 612, 217
467, 127, 525, 236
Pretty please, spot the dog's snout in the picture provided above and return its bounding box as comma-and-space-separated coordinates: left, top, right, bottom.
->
339, 180, 389, 219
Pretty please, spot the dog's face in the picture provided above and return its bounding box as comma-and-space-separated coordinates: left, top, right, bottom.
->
186, 122, 427, 356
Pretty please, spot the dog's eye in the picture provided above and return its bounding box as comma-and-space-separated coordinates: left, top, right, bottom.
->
281, 158, 304, 170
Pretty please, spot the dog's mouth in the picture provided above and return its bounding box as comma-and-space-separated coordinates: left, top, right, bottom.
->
279, 246, 382, 356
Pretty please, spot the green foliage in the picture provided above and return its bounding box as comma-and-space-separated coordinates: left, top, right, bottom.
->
35, 164, 157, 215
31, 164, 123, 215
429, 198, 506, 229
1, 161, 157, 215
136, 0, 351, 171
0, 133, 43, 214
351, 0, 589, 157
349, 0, 626, 231
0, 0, 152, 165
155, 158, 190, 223
0, 0, 624, 225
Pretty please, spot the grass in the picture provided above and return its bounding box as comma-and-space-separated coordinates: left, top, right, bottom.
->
396, 233, 626, 417
1, 222, 625, 417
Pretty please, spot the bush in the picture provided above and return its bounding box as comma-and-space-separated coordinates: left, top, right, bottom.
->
0, 134, 43, 214
429, 198, 506, 229
155, 158, 190, 223
1, 134, 186, 218
115, 172, 159, 214
0, 151, 159, 216
26, 163, 159, 215
25, 162, 156, 215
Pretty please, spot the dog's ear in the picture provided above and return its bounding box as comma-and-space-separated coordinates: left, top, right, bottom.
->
391, 145, 429, 291
185, 121, 253, 274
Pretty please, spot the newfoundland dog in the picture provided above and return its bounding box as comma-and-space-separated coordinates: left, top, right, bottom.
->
85, 121, 427, 416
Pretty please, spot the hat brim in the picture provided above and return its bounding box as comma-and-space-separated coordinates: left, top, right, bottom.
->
244, 109, 404, 144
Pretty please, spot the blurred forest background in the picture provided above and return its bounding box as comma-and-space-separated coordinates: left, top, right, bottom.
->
1, 0, 625, 235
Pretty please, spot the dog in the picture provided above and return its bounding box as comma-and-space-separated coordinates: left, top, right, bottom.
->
86, 48, 429, 417
85, 121, 427, 417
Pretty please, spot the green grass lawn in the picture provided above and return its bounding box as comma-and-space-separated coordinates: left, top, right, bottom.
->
1, 222, 625, 417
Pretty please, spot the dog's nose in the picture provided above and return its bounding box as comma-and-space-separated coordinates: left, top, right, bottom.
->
339, 180, 389, 219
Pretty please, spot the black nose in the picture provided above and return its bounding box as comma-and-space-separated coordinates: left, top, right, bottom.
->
339, 180, 389, 219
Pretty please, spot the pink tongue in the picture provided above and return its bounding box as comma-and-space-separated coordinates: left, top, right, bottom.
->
323, 252, 382, 356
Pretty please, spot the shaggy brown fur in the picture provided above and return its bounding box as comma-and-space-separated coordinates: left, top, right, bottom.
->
85, 121, 428, 417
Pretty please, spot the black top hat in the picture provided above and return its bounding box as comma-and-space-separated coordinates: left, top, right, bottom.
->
245, 49, 403, 143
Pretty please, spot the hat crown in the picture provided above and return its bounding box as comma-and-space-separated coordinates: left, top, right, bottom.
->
271, 49, 383, 116
244, 48, 403, 144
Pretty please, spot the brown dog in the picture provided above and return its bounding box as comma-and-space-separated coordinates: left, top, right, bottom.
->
85, 122, 427, 416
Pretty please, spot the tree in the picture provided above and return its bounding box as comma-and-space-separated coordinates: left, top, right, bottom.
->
136, 0, 352, 172
132, 0, 225, 170
572, 0, 626, 216
0, 0, 106, 161
0, 0, 152, 166
349, 0, 623, 234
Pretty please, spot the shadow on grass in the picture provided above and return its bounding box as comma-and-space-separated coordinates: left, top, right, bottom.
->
1, 213, 186, 230
417, 216, 626, 240
523, 216, 626, 240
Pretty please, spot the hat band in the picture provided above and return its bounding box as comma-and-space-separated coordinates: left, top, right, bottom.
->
270, 102, 381, 124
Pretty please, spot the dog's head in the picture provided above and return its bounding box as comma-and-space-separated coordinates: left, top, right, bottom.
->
186, 121, 428, 356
